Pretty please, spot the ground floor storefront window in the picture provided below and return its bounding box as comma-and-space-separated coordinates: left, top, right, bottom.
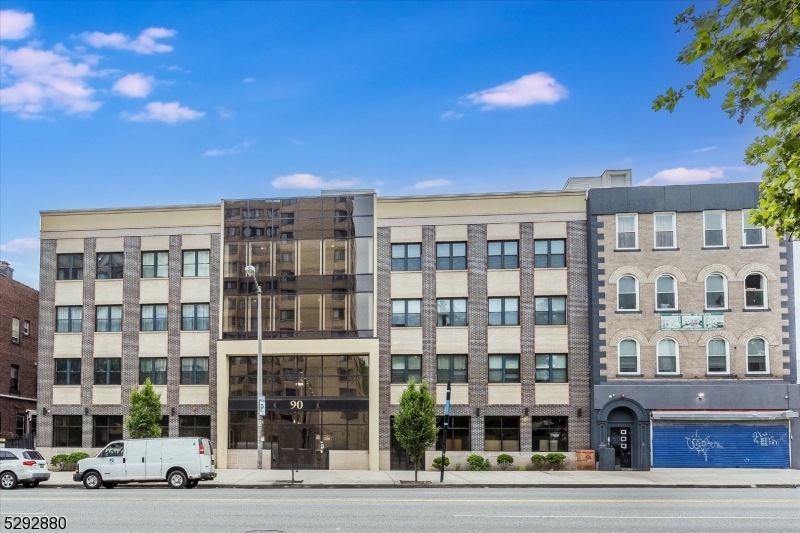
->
532, 416, 568, 452
484, 416, 520, 452
436, 416, 471, 451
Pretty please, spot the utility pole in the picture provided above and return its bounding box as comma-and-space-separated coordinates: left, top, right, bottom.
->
440, 380, 451, 482
245, 265, 264, 470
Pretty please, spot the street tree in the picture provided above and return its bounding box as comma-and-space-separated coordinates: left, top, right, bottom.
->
393, 379, 438, 482
127, 378, 163, 438
654, 0, 800, 239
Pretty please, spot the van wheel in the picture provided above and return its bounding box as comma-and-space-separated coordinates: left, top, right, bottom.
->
22, 481, 40, 488
0, 472, 18, 490
102, 482, 118, 489
167, 470, 187, 489
186, 480, 198, 489
83, 472, 102, 489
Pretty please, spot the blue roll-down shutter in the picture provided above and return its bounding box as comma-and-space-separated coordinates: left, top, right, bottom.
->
652, 422, 790, 468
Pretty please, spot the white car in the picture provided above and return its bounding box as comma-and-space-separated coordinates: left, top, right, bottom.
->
0, 448, 50, 489
73, 437, 216, 489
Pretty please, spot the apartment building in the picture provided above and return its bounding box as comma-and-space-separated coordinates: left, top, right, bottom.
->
0, 262, 38, 441
587, 183, 799, 469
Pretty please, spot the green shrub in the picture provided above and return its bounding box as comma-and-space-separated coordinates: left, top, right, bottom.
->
467, 454, 491, 471
50, 452, 90, 471
545, 452, 567, 469
454, 462, 462, 471
519, 464, 527, 471
496, 454, 514, 470
67, 452, 89, 463
50, 454, 68, 466
530, 454, 546, 470
432, 456, 450, 469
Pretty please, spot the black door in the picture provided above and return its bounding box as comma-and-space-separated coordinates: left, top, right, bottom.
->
389, 417, 414, 470
609, 426, 632, 469
277, 424, 318, 469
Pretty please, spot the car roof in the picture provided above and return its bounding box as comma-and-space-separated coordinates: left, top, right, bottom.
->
1, 448, 37, 453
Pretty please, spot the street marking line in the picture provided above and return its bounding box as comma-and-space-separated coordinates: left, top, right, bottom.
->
2, 498, 799, 504
453, 515, 800, 520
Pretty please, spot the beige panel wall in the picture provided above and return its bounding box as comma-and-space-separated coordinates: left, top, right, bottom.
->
150, 385, 168, 404
487, 270, 520, 296
52, 386, 81, 405
436, 271, 468, 296
140, 235, 170, 250
390, 226, 422, 243
487, 327, 521, 353
181, 278, 211, 302
535, 383, 570, 405
486, 223, 520, 240
436, 384, 469, 404
534, 326, 569, 353
180, 332, 210, 356
92, 385, 122, 405
139, 332, 168, 357
435, 225, 468, 241
94, 333, 122, 356
390, 328, 422, 354
391, 272, 422, 298
436, 327, 468, 353
390, 384, 406, 405
56, 238, 84, 253
182, 234, 211, 249
227, 450, 272, 470
42, 205, 220, 234
328, 450, 370, 470
95, 237, 125, 253
54, 281, 83, 305
95, 280, 123, 304
53, 334, 81, 356
140, 279, 169, 304
179, 385, 209, 405
533, 221, 567, 239
533, 269, 568, 295
487, 384, 522, 404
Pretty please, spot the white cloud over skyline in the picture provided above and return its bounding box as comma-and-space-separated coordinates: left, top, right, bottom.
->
639, 166, 746, 186
441, 110, 463, 120
0, 9, 35, 40
80, 27, 176, 54
465, 72, 568, 110
412, 179, 453, 189
692, 146, 718, 153
0, 237, 39, 252
204, 140, 254, 156
122, 101, 204, 123
112, 73, 154, 98
271, 173, 359, 189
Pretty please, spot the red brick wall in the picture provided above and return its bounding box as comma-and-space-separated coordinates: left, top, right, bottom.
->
0, 274, 38, 437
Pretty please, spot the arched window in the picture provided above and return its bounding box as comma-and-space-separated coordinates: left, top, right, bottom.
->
617, 276, 638, 311
744, 273, 767, 309
746, 337, 769, 374
655, 275, 677, 310
657, 338, 679, 374
707, 338, 729, 374
618, 339, 639, 374
705, 274, 727, 309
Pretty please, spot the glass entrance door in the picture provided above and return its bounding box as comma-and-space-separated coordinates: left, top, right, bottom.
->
277, 424, 318, 469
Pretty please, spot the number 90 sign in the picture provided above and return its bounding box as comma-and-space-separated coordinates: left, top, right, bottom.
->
289, 400, 304, 410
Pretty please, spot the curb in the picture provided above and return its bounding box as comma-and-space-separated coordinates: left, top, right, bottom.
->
32, 483, 799, 490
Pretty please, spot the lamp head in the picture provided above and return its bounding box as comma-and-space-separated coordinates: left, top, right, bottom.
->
244, 265, 256, 277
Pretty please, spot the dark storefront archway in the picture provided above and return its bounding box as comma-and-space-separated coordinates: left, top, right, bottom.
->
596, 398, 650, 470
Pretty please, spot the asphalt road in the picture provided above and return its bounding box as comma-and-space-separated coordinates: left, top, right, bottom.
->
1, 487, 798, 533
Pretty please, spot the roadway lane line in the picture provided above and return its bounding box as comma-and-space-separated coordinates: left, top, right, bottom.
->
453, 515, 800, 520
2, 497, 799, 503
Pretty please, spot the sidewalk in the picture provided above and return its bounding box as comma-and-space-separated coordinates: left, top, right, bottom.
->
42, 468, 800, 488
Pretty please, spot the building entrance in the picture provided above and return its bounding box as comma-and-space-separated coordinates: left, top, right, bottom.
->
609, 426, 632, 469
276, 424, 321, 470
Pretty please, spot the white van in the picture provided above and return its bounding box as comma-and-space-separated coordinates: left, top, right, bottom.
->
73, 437, 216, 489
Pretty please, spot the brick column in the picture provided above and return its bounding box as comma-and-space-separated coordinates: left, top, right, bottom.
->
168, 236, 182, 437
519, 222, 535, 452
81, 238, 96, 448
567, 220, 590, 450
208, 233, 221, 447
121, 236, 141, 439
376, 227, 391, 451
36, 240, 57, 448
421, 226, 437, 387
467, 224, 487, 451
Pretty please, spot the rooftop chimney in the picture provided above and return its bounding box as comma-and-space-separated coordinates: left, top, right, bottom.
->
0, 261, 13, 279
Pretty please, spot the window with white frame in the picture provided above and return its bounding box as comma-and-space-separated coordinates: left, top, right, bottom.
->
744, 273, 767, 308
616, 214, 638, 249
11, 317, 20, 344
746, 337, 769, 373
653, 213, 676, 248
705, 274, 727, 309
742, 210, 765, 246
618, 339, 639, 374
617, 276, 638, 311
655, 275, 677, 310
657, 338, 679, 374
703, 211, 726, 247
707, 338, 729, 374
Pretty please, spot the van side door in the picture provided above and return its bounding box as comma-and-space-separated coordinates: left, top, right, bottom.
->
125, 440, 147, 480
145, 440, 163, 480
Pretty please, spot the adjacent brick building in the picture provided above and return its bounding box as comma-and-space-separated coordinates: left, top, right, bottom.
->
0, 261, 39, 440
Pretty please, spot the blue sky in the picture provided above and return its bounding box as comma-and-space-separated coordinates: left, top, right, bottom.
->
0, 1, 767, 288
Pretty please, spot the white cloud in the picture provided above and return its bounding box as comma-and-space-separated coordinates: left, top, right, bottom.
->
464, 72, 568, 110
412, 179, 453, 190
218, 107, 233, 118
0, 9, 35, 40
271, 173, 359, 190
692, 146, 718, 153
242, 77, 255, 83
639, 166, 745, 186
441, 110, 463, 120
122, 101, 204, 123
80, 27, 176, 54
204, 140, 254, 156
0, 237, 39, 252
0, 44, 100, 117
112, 73, 154, 98
164, 65, 190, 73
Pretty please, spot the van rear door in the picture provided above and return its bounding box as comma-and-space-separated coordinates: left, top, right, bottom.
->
200, 438, 214, 473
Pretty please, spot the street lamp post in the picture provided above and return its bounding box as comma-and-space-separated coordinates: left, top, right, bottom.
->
244, 265, 263, 470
